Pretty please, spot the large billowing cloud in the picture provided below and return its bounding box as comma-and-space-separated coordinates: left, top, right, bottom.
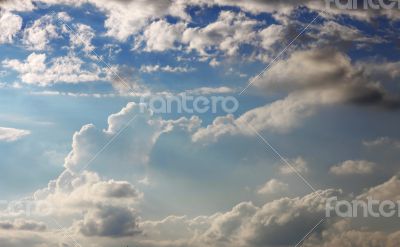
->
0, 100, 398, 247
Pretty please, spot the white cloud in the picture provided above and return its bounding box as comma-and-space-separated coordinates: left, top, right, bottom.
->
57, 12, 72, 22
134, 19, 186, 52
23, 14, 60, 50
213, 0, 400, 21
0, 127, 30, 142
0, 0, 35, 12
182, 11, 259, 56
258, 24, 285, 50
38, 0, 189, 41
0, 220, 46, 232
279, 157, 309, 175
257, 179, 288, 195
209, 58, 220, 67
0, 11, 23, 44
185, 86, 236, 95
193, 48, 400, 142
198, 189, 339, 247
3, 53, 107, 86
139, 64, 194, 73
77, 204, 140, 237
363, 137, 400, 149
358, 175, 400, 201
62, 102, 161, 174
68, 23, 95, 53
330, 160, 376, 176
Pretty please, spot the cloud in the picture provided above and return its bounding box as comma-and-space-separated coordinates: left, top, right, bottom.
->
77, 204, 140, 237
305, 219, 400, 247
182, 11, 259, 56
193, 48, 400, 142
185, 86, 236, 95
358, 175, 400, 201
3, 53, 108, 86
0, 0, 35, 12
0, 127, 30, 142
31, 170, 143, 239
134, 19, 186, 52
68, 23, 95, 53
257, 179, 288, 195
0, 11, 22, 44
34, 171, 142, 212
38, 0, 188, 41
279, 157, 309, 175
22, 14, 60, 50
330, 160, 376, 176
0, 220, 46, 232
62, 102, 162, 174
258, 24, 285, 50
252, 48, 393, 104
197, 189, 339, 247
363, 137, 400, 149
140, 64, 194, 73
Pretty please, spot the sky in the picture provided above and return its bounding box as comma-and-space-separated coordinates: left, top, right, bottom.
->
0, 0, 400, 246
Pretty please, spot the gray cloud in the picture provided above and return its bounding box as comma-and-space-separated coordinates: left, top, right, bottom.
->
78, 205, 141, 238
0, 220, 46, 232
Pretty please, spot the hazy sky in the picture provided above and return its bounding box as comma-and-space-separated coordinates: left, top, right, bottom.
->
0, 0, 400, 246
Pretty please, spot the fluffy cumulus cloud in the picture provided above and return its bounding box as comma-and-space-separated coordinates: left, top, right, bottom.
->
195, 189, 339, 247
62, 102, 163, 174
330, 160, 376, 176
0, 127, 30, 142
279, 157, 309, 175
1, 100, 400, 247
36, 0, 189, 41
77, 204, 140, 237
134, 176, 400, 247
257, 179, 288, 195
0, 0, 35, 12
134, 19, 186, 52
19, 0, 398, 52
68, 23, 95, 53
2, 53, 108, 86
182, 11, 259, 56
135, 10, 268, 57
23, 14, 60, 50
358, 175, 400, 201
0, 11, 22, 44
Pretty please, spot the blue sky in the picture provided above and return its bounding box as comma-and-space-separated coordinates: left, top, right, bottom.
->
0, 0, 400, 246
